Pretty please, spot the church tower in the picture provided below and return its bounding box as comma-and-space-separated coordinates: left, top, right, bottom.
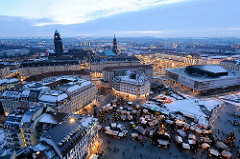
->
54, 29, 63, 57
112, 34, 118, 54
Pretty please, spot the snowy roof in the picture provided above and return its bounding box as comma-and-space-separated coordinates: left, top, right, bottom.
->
67, 85, 82, 93
116, 72, 149, 85
2, 90, 21, 98
67, 81, 92, 93
41, 118, 85, 152
39, 93, 68, 103
80, 81, 92, 87
21, 90, 30, 97
80, 116, 97, 128
38, 113, 58, 124
163, 95, 221, 125
0, 78, 19, 85
21, 114, 33, 124
197, 65, 227, 73
207, 56, 227, 59
20, 107, 43, 127
167, 66, 240, 82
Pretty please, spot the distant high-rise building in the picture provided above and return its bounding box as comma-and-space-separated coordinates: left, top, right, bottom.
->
88, 41, 91, 47
112, 34, 118, 54
235, 43, 239, 51
54, 29, 63, 57
0, 40, 3, 51
80, 41, 83, 47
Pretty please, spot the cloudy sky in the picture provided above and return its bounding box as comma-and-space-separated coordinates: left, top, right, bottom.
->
0, 0, 239, 38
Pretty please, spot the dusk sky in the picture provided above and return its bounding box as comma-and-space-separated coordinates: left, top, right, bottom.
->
0, 0, 240, 38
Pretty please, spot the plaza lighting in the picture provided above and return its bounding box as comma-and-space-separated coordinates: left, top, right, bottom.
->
69, 118, 75, 123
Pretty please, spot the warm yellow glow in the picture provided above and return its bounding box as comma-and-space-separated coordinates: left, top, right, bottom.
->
20, 128, 27, 147
69, 118, 75, 123
112, 88, 148, 100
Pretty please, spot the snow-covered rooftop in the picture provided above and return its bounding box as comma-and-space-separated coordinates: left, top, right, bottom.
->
38, 113, 58, 124
167, 66, 240, 82
39, 93, 68, 103
116, 72, 149, 86
21, 90, 30, 97
67, 81, 92, 93
2, 90, 21, 98
0, 78, 19, 85
163, 94, 221, 125
199, 65, 227, 73
80, 116, 97, 128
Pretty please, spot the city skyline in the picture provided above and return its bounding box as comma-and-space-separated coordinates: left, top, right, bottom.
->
0, 0, 240, 38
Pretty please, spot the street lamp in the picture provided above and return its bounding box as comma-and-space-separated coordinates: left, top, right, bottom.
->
69, 118, 75, 123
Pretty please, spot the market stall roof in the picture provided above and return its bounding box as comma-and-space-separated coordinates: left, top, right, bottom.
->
159, 115, 165, 119
117, 124, 123, 129
195, 128, 203, 134
177, 129, 187, 137
153, 120, 158, 125
158, 139, 168, 146
148, 122, 154, 127
176, 120, 185, 126
145, 115, 150, 119
98, 125, 102, 130
131, 109, 137, 114
166, 120, 174, 125
111, 123, 117, 128
123, 130, 128, 134
182, 143, 190, 150
127, 115, 133, 120
141, 120, 147, 125
118, 132, 124, 137
201, 143, 210, 149
188, 134, 196, 140
121, 110, 127, 114
104, 126, 110, 130
112, 130, 119, 136
190, 126, 196, 131
175, 136, 183, 143
200, 137, 212, 143
221, 150, 232, 158
203, 129, 211, 135
131, 133, 138, 137
216, 142, 228, 150
198, 123, 208, 129
143, 109, 148, 113
138, 135, 144, 140
188, 140, 196, 145
209, 149, 220, 156
184, 123, 190, 129
135, 126, 145, 134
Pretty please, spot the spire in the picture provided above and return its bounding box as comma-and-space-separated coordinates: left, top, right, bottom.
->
112, 33, 117, 54
55, 29, 59, 34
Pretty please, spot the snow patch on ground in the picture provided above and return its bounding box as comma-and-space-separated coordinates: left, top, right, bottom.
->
0, 129, 5, 148
218, 92, 240, 106
163, 94, 221, 125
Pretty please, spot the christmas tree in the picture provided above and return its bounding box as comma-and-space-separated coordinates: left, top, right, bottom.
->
119, 96, 125, 106
226, 131, 236, 146
111, 107, 118, 121
100, 110, 106, 122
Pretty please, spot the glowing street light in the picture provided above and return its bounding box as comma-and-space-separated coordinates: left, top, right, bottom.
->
69, 118, 75, 123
